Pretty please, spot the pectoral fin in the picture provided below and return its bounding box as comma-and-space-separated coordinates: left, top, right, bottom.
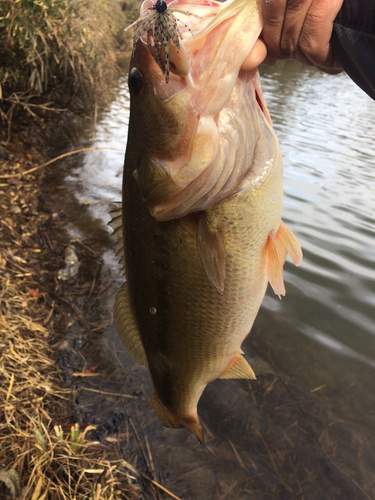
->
219, 353, 256, 380
265, 221, 303, 299
265, 230, 285, 298
275, 221, 303, 267
196, 212, 226, 295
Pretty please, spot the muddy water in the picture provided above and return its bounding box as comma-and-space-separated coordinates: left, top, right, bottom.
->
49, 61, 375, 499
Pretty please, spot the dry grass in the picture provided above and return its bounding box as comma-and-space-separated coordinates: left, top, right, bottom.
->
0, 256, 143, 500
0, 143, 179, 500
0, 0, 139, 141
0, 0, 129, 95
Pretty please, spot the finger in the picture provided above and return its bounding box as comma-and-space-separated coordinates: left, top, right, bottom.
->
262, 0, 289, 60
314, 63, 343, 75
279, 0, 315, 65
241, 39, 268, 71
261, 55, 279, 66
299, 0, 343, 71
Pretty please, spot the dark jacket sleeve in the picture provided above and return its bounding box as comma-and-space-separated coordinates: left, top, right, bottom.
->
331, 0, 375, 100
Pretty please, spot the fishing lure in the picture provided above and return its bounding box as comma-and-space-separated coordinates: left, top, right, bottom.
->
125, 0, 201, 82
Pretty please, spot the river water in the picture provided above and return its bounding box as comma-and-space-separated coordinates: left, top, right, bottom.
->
54, 61, 375, 499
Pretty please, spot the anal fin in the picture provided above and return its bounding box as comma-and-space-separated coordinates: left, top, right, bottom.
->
181, 416, 204, 445
114, 283, 147, 367
196, 212, 226, 295
219, 353, 256, 380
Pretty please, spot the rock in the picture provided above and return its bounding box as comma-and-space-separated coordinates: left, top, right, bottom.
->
0, 469, 21, 498
57, 245, 79, 280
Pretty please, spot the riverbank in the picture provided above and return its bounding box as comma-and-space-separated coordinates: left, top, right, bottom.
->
1, 89, 187, 500
0, 1, 180, 498
0, 138, 111, 498
0, 132, 181, 499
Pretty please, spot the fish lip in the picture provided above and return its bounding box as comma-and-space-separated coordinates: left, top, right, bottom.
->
138, 35, 190, 79
132, 40, 189, 102
135, 0, 233, 80
132, 0, 273, 221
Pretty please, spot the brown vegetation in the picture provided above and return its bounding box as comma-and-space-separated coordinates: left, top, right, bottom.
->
0, 0, 140, 140
0, 1, 180, 498
0, 0, 133, 95
0, 142, 137, 499
0, 135, 182, 499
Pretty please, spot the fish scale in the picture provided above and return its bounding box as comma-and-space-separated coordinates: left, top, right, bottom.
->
112, 0, 302, 442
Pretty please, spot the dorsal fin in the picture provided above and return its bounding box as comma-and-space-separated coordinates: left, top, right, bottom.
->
152, 393, 184, 429
108, 202, 125, 273
196, 212, 226, 295
109, 203, 147, 367
114, 283, 147, 367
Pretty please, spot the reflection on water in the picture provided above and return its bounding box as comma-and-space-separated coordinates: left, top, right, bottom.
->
58, 60, 375, 499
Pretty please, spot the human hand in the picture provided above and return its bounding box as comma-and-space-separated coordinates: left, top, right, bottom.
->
241, 38, 268, 71
261, 0, 344, 74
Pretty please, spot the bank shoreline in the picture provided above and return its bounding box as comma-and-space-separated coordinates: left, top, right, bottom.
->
0, 99, 182, 500
0, 1, 179, 495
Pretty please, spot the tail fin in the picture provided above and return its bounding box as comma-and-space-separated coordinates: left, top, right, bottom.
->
152, 393, 204, 444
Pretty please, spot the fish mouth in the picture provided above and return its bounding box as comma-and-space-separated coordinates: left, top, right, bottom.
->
133, 0, 274, 221
136, 0, 217, 80
142, 70, 278, 221
139, 37, 190, 79
136, 0, 252, 80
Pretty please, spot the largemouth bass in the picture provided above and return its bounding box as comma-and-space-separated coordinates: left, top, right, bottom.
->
110, 0, 302, 443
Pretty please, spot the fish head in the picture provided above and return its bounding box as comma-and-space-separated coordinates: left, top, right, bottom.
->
127, 37, 195, 176
127, 0, 277, 220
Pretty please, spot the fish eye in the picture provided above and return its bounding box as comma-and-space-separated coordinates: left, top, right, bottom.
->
128, 67, 143, 96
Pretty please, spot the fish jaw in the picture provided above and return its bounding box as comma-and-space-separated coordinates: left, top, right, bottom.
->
150, 69, 278, 221
128, 0, 268, 220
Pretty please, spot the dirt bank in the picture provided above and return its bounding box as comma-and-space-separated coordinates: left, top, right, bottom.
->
0, 0, 181, 496
0, 115, 184, 500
